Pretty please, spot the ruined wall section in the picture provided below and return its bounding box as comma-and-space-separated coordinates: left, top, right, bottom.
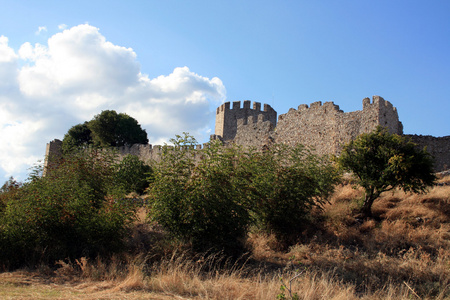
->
404, 135, 450, 172
361, 96, 403, 135
275, 101, 344, 155
43, 138, 219, 173
275, 96, 403, 156
215, 100, 277, 141
43, 139, 63, 176
233, 114, 275, 148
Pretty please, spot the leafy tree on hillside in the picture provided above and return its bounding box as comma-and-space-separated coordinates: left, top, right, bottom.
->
149, 134, 251, 255
62, 122, 92, 153
337, 126, 436, 218
89, 110, 148, 147
62, 110, 148, 152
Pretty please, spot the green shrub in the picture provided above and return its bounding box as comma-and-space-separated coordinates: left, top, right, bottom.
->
149, 133, 341, 254
149, 135, 251, 255
0, 150, 135, 268
114, 154, 153, 195
244, 144, 340, 243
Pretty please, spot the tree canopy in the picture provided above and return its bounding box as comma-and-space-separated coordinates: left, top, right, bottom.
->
337, 126, 436, 218
62, 110, 148, 152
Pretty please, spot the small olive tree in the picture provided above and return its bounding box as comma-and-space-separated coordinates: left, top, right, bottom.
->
337, 127, 436, 218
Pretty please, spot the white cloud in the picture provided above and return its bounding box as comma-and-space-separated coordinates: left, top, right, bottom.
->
0, 24, 226, 180
36, 26, 47, 35
58, 24, 67, 30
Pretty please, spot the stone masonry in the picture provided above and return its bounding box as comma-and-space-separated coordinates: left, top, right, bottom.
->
215, 96, 448, 171
45, 96, 449, 172
215, 100, 277, 141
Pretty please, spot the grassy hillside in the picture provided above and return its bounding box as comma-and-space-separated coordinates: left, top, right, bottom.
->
0, 175, 448, 299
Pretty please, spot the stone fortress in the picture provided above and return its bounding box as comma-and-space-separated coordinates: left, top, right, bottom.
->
45, 96, 450, 172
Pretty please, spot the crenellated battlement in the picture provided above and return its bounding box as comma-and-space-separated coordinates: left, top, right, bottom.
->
216, 100, 275, 114
363, 95, 396, 111
279, 101, 344, 121
215, 100, 277, 141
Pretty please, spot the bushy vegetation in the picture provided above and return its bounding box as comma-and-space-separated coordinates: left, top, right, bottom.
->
243, 144, 340, 242
0, 150, 137, 268
114, 154, 153, 195
149, 134, 251, 255
149, 134, 340, 254
0, 129, 446, 299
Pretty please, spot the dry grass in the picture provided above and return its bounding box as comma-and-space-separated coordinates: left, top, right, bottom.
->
0, 179, 449, 299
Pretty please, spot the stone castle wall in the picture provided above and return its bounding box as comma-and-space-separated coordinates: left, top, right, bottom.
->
405, 135, 450, 172
45, 95, 449, 172
214, 95, 448, 171
44, 138, 218, 168
274, 96, 403, 155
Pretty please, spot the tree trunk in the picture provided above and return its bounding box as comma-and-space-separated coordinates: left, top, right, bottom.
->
361, 193, 375, 218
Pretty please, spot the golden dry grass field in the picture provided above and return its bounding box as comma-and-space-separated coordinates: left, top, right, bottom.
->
0, 176, 449, 299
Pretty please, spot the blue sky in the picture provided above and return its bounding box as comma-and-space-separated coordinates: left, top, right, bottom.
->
0, 0, 449, 180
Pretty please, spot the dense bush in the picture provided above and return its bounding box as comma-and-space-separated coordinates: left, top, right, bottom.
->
149, 135, 250, 255
149, 134, 341, 254
0, 177, 21, 214
244, 145, 340, 242
114, 154, 153, 195
0, 150, 135, 268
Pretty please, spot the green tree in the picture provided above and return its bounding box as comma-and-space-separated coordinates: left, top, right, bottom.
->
89, 110, 148, 147
337, 127, 436, 218
62, 122, 92, 153
62, 110, 148, 152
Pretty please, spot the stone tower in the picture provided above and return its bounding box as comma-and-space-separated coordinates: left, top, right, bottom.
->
43, 139, 63, 176
214, 100, 277, 141
361, 95, 403, 135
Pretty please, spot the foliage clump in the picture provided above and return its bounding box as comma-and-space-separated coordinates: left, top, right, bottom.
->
337, 126, 436, 217
149, 134, 250, 255
149, 133, 340, 254
62, 110, 148, 153
0, 150, 136, 268
114, 154, 153, 195
244, 145, 340, 242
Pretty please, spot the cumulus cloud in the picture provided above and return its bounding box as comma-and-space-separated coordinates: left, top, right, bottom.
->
0, 24, 226, 180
